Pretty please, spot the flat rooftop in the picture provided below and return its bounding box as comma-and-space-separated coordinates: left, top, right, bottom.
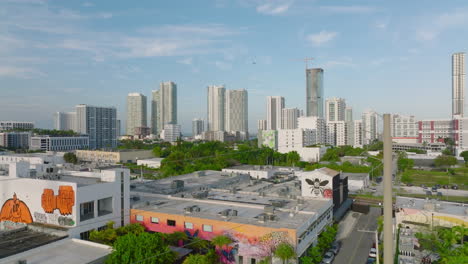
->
2, 238, 112, 264
341, 172, 368, 180
225, 165, 302, 172
396, 196, 468, 217
131, 191, 331, 230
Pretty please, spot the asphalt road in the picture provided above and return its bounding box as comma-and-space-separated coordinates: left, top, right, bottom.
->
400, 186, 468, 196
334, 207, 381, 264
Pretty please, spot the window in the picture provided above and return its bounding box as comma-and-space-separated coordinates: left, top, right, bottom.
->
185, 222, 193, 229
238, 256, 243, 263
80, 230, 92, 240
202, 224, 213, 232
98, 225, 108, 231
136, 215, 144, 221
167, 219, 176, 226
250, 258, 256, 264
150, 217, 159, 224
80, 201, 94, 222
98, 197, 113, 216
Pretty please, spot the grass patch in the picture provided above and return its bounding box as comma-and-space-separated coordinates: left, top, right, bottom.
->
401, 168, 468, 190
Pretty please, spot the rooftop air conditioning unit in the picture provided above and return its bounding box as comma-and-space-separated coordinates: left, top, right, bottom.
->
231, 210, 238, 216
193, 206, 201, 212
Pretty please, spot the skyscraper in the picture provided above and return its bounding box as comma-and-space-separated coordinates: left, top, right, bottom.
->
266, 96, 285, 130
452, 52, 465, 117
53, 112, 77, 131
345, 107, 353, 122
362, 110, 378, 145
325, 97, 346, 122
207, 85, 226, 131
281, 108, 300, 129
225, 89, 248, 134
76, 104, 117, 149
192, 118, 204, 137
306, 68, 324, 118
126, 93, 147, 136
151, 82, 178, 135
257, 120, 267, 131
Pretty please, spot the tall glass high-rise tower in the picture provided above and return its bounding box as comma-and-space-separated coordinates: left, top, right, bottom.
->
306, 68, 324, 118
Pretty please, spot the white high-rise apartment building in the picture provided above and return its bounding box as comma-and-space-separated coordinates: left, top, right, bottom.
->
345, 107, 353, 122
281, 108, 300, 129
160, 124, 181, 143
325, 97, 346, 122
306, 68, 324, 118
266, 96, 285, 130
192, 119, 204, 137
126, 93, 147, 136
297, 116, 326, 144
76, 105, 117, 149
257, 120, 267, 131
452, 52, 465, 117
207, 85, 226, 131
225, 89, 248, 134
391, 114, 417, 138
353, 120, 363, 147
326, 121, 351, 146
151, 82, 177, 136
362, 110, 378, 145
53, 112, 77, 131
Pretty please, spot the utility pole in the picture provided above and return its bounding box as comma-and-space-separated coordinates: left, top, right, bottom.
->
358, 229, 380, 264
383, 114, 393, 263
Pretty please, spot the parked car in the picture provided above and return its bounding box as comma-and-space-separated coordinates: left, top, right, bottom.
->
431, 186, 437, 192
331, 241, 341, 255
452, 184, 459, 190
437, 192, 443, 196
421, 184, 427, 189
406, 183, 413, 187
366, 258, 376, 264
426, 191, 432, 196
369, 248, 377, 258
435, 184, 441, 189
322, 251, 335, 264
442, 185, 449, 189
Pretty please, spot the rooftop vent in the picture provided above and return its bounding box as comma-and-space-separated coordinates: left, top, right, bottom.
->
171, 180, 184, 190
219, 209, 231, 217
231, 209, 238, 216
264, 205, 275, 215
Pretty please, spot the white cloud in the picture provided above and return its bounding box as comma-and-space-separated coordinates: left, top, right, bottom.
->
306, 31, 338, 46
0, 66, 44, 78
320, 5, 376, 14
177, 57, 193, 65
214, 61, 232, 70
416, 9, 468, 41
256, 0, 293, 15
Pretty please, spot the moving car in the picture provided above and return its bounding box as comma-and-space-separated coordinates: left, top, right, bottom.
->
369, 248, 377, 258
322, 251, 335, 264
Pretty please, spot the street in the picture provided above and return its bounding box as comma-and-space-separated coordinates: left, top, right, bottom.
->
334, 207, 381, 264
400, 186, 468, 196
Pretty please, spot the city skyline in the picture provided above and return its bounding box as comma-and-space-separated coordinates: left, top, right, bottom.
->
2, 0, 468, 133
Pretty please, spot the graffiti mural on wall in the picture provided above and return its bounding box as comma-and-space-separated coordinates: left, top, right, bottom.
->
0, 193, 33, 223
33, 212, 75, 226
41, 186, 75, 215
305, 178, 332, 198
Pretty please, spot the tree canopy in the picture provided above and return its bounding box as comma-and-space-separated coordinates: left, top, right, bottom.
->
274, 242, 296, 264
415, 226, 468, 264
63, 152, 78, 164
434, 155, 458, 168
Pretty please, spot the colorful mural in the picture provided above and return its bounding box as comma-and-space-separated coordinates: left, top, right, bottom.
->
41, 186, 75, 215
130, 210, 296, 264
0, 193, 33, 223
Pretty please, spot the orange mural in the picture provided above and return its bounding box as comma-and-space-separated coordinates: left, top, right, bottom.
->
41, 186, 75, 215
0, 193, 33, 223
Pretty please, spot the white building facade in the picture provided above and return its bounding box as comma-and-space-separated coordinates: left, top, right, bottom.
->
281, 108, 300, 129
0, 121, 34, 131
207, 85, 226, 131
225, 89, 248, 134
325, 97, 346, 122
452, 52, 465, 118
266, 96, 285, 130
160, 124, 181, 143
54, 112, 77, 131
30, 135, 90, 152
257, 119, 267, 131
126, 93, 147, 136
362, 110, 378, 145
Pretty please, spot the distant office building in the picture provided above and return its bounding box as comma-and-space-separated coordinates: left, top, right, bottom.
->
225, 89, 248, 134
151, 82, 178, 135
161, 124, 181, 143
277, 129, 326, 162
362, 110, 378, 145
306, 68, 324, 118
281, 108, 300, 129
326, 121, 351, 146
116, 120, 121, 137
417, 119, 452, 144
452, 52, 465, 117
192, 119, 205, 137
325, 97, 346, 122
76, 104, 117, 149
30, 135, 89, 151
391, 114, 417, 143
126, 93, 147, 136
207, 85, 226, 131
53, 112, 77, 131
134, 127, 150, 139
0, 121, 34, 131
353, 120, 363, 147
345, 107, 353, 122
0, 131, 30, 149
297, 116, 326, 144
266, 96, 285, 130
453, 117, 468, 155
257, 119, 267, 131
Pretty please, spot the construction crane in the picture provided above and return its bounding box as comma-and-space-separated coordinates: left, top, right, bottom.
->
291, 57, 314, 69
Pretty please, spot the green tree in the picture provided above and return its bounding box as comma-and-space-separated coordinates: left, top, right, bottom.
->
274, 242, 296, 264
182, 254, 210, 264
397, 152, 414, 172
186, 237, 211, 253
286, 151, 301, 166
165, 231, 188, 246
152, 146, 162, 157
434, 155, 458, 169
210, 235, 232, 249
106, 232, 176, 264
459, 150, 468, 162
63, 152, 78, 164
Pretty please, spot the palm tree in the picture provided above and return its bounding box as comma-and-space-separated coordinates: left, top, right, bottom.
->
274, 243, 296, 264
187, 237, 211, 253
210, 235, 232, 249
182, 254, 208, 264
166, 231, 189, 246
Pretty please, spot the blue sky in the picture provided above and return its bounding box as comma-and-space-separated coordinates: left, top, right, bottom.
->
1, 0, 468, 133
